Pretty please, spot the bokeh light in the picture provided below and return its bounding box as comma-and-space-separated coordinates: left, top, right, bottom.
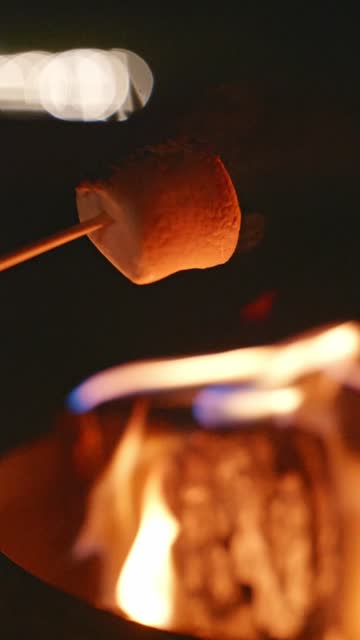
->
39, 48, 127, 121
111, 49, 154, 121
0, 51, 50, 110
0, 48, 153, 121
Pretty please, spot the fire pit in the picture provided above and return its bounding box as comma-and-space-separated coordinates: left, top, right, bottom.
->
1, 323, 360, 639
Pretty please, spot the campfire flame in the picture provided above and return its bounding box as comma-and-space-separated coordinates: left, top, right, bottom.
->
116, 464, 178, 628
193, 385, 304, 426
74, 401, 181, 623
67, 322, 360, 414
72, 322, 360, 638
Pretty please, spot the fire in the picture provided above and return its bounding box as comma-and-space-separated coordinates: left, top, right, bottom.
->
71, 322, 360, 639
116, 465, 178, 628
74, 401, 181, 619
67, 322, 360, 414
74, 402, 146, 565
194, 385, 304, 426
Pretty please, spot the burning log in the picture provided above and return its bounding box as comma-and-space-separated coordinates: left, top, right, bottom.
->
164, 428, 340, 640
70, 406, 341, 640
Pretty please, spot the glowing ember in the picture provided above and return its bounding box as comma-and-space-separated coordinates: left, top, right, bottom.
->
116, 464, 178, 628
163, 429, 338, 639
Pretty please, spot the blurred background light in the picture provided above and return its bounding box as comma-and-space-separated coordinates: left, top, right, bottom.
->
23, 51, 52, 108
0, 51, 51, 110
111, 49, 154, 121
39, 48, 127, 121
0, 48, 153, 122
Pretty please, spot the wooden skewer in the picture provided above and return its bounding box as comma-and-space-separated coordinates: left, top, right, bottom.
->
0, 212, 111, 273
0, 211, 264, 275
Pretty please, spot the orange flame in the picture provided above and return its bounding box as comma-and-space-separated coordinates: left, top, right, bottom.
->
72, 323, 360, 636
116, 464, 178, 627
68, 322, 360, 414
74, 401, 180, 617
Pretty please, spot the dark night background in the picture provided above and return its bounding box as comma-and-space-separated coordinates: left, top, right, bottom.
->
0, 4, 359, 639
0, 3, 359, 455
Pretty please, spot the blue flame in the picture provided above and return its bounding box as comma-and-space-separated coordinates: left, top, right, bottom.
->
193, 384, 253, 428
66, 385, 91, 414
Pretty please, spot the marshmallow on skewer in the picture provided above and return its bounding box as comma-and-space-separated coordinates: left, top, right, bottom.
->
0, 142, 241, 279
76, 141, 241, 284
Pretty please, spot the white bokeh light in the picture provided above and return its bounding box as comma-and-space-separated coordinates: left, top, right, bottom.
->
0, 55, 22, 103
39, 48, 129, 121
0, 48, 152, 121
111, 49, 154, 120
0, 51, 51, 109
23, 51, 52, 107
